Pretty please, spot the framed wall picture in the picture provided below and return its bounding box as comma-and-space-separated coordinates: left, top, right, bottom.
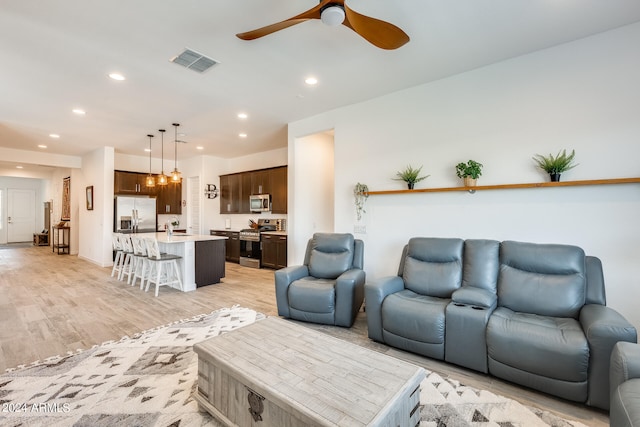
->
61, 176, 71, 220
86, 185, 94, 210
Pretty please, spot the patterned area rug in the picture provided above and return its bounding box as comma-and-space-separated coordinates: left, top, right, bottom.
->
0, 306, 588, 427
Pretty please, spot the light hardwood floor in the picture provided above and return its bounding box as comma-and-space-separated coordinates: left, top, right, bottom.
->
0, 244, 608, 426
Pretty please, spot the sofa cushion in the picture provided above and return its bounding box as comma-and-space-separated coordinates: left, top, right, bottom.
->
498, 241, 586, 318
401, 238, 463, 298
381, 289, 447, 345
308, 233, 355, 279
288, 277, 336, 314
487, 307, 589, 382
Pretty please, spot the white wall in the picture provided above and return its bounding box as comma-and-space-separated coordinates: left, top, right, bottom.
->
288, 132, 335, 263
78, 147, 115, 266
288, 22, 640, 329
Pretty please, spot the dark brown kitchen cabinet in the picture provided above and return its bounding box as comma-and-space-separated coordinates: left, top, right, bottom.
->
210, 230, 240, 263
220, 174, 241, 213
270, 166, 287, 214
261, 234, 287, 269
219, 166, 287, 215
251, 169, 271, 195
114, 171, 153, 195
115, 170, 181, 213
156, 182, 182, 214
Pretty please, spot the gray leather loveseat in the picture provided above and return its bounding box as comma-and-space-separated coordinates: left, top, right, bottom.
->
365, 237, 637, 410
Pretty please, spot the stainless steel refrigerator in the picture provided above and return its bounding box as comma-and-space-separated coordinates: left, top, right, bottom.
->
114, 196, 157, 233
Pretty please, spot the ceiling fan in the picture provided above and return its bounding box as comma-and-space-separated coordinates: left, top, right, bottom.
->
236, 0, 410, 50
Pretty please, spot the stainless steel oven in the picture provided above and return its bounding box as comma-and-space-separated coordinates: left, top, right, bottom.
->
239, 230, 261, 268
238, 219, 279, 268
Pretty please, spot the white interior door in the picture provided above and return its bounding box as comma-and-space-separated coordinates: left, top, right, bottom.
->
8, 189, 36, 243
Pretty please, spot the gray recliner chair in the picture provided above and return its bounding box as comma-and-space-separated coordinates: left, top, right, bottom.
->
610, 341, 640, 427
274, 233, 365, 327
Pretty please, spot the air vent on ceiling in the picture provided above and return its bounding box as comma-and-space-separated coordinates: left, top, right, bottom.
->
170, 48, 219, 73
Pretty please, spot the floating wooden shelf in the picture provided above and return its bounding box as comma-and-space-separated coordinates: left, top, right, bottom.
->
365, 177, 640, 196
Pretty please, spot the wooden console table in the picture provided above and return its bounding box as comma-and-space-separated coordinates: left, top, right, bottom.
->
52, 226, 70, 254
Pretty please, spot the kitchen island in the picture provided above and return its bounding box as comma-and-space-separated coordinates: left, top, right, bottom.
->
140, 233, 227, 292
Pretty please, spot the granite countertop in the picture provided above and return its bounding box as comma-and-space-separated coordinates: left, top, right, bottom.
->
261, 230, 287, 236
138, 232, 228, 243
210, 229, 287, 236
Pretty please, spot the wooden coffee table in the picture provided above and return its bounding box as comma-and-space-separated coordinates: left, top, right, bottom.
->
194, 317, 425, 427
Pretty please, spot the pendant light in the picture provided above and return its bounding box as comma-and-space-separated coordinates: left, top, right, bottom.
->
145, 134, 156, 187
157, 129, 168, 186
171, 123, 182, 183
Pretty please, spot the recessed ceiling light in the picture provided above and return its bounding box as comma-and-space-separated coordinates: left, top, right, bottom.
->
108, 72, 126, 81
237, 112, 248, 119
239, 133, 247, 138
72, 108, 86, 115
196, 146, 204, 150
38, 144, 47, 149
49, 133, 60, 139
305, 76, 318, 85
16, 165, 23, 169
144, 148, 151, 153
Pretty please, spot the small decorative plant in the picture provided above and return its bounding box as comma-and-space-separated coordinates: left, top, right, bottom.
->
394, 165, 429, 189
532, 149, 578, 182
171, 216, 180, 227
455, 160, 483, 186
353, 183, 369, 221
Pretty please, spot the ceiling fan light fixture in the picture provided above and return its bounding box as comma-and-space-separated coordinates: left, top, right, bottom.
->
321, 5, 345, 27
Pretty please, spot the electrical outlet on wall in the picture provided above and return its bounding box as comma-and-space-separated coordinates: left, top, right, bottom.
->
354, 225, 366, 234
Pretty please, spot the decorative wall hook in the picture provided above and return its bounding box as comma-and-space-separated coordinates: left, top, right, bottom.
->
205, 184, 219, 199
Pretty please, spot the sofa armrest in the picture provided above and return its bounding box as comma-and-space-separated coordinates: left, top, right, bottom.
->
334, 269, 366, 327
451, 287, 497, 310
580, 304, 638, 410
611, 342, 640, 392
364, 276, 405, 342
274, 265, 309, 318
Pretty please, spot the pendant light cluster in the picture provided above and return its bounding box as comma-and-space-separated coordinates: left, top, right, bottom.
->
145, 123, 182, 188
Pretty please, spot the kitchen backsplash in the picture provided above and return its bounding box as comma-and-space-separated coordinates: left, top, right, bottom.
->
157, 214, 184, 230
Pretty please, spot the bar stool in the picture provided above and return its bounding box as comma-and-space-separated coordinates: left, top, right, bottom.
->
130, 235, 149, 288
110, 233, 125, 279
144, 238, 183, 297
119, 234, 135, 282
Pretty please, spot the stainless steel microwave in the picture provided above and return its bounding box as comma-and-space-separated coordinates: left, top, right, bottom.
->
249, 194, 271, 212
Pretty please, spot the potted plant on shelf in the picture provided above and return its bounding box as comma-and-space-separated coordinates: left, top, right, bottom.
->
455, 160, 483, 187
353, 183, 369, 221
394, 165, 429, 190
532, 149, 578, 182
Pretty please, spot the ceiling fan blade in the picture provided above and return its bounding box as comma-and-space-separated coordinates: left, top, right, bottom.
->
236, 3, 326, 40
343, 5, 410, 50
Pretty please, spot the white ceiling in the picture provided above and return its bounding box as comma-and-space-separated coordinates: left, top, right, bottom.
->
2, 0, 640, 166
